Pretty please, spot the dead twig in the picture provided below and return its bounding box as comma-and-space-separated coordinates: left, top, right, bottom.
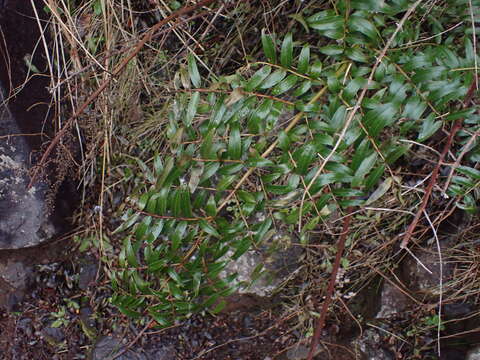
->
111, 319, 155, 360
306, 210, 352, 360
28, 0, 217, 189
400, 77, 477, 249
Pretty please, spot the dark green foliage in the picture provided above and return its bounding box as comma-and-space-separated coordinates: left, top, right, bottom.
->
111, 0, 479, 326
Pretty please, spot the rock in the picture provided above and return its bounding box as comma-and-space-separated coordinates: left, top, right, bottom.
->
285, 344, 321, 360
78, 258, 98, 290
376, 281, 412, 319
221, 230, 302, 297
92, 336, 177, 360
0, 1, 77, 249
144, 345, 177, 360
351, 328, 394, 360
17, 318, 33, 338
466, 345, 480, 360
92, 336, 145, 360
0, 92, 57, 249
0, 259, 33, 310
400, 244, 454, 298
0, 260, 32, 289
41, 327, 65, 346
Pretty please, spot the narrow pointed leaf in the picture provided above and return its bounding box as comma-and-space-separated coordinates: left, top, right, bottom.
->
187, 53, 201, 88
185, 91, 200, 127
280, 33, 293, 68
297, 45, 310, 73
245, 66, 272, 92
261, 29, 276, 63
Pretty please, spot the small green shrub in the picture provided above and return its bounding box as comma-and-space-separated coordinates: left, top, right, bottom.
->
110, 0, 479, 326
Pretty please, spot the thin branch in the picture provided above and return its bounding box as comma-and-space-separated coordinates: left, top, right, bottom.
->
28, 0, 217, 188
306, 211, 352, 360
400, 78, 477, 249
111, 319, 155, 360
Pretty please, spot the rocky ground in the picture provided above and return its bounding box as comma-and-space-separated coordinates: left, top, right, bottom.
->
1, 212, 480, 359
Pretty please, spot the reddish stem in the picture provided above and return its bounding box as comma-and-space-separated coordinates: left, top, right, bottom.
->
306, 211, 352, 360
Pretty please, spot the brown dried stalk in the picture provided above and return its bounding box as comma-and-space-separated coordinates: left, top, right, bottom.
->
306, 211, 352, 360
400, 78, 477, 249
28, 0, 217, 188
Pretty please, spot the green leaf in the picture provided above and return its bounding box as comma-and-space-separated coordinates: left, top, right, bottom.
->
245, 66, 272, 92
217, 175, 236, 191
345, 48, 369, 63
348, 16, 378, 42
308, 15, 344, 32
365, 165, 385, 190
418, 114, 442, 142
199, 162, 220, 183
247, 156, 274, 168
293, 143, 317, 175
209, 95, 227, 129
228, 124, 242, 160
259, 69, 287, 89
248, 99, 273, 133
271, 74, 298, 95
355, 152, 378, 178
261, 29, 276, 63
402, 97, 427, 120
156, 157, 174, 189
330, 105, 347, 131
280, 33, 293, 68
319, 45, 344, 56
199, 220, 221, 238
185, 91, 200, 127
205, 195, 217, 216
187, 53, 201, 88
172, 187, 193, 217
232, 237, 252, 260
309, 61, 323, 78
365, 177, 392, 205
124, 237, 139, 267
297, 45, 310, 73
278, 131, 291, 151
456, 166, 480, 180
289, 13, 310, 33
445, 108, 476, 122
293, 80, 312, 97
113, 209, 140, 234
138, 193, 150, 211
363, 103, 398, 138
200, 129, 216, 159
156, 188, 169, 215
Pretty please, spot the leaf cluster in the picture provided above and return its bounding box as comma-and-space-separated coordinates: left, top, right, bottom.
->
110, 0, 479, 326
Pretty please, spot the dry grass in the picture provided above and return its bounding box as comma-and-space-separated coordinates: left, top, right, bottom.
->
29, 0, 480, 358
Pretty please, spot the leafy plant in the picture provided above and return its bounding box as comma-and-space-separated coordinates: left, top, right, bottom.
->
110, 0, 479, 327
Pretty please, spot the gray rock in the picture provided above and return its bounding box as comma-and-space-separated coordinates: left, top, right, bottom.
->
351, 328, 394, 360
0, 89, 57, 249
92, 336, 147, 360
0, 260, 32, 289
78, 258, 98, 290
376, 281, 412, 318
401, 244, 454, 298
467, 345, 480, 360
17, 318, 33, 337
144, 345, 177, 360
42, 327, 65, 345
221, 229, 302, 297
